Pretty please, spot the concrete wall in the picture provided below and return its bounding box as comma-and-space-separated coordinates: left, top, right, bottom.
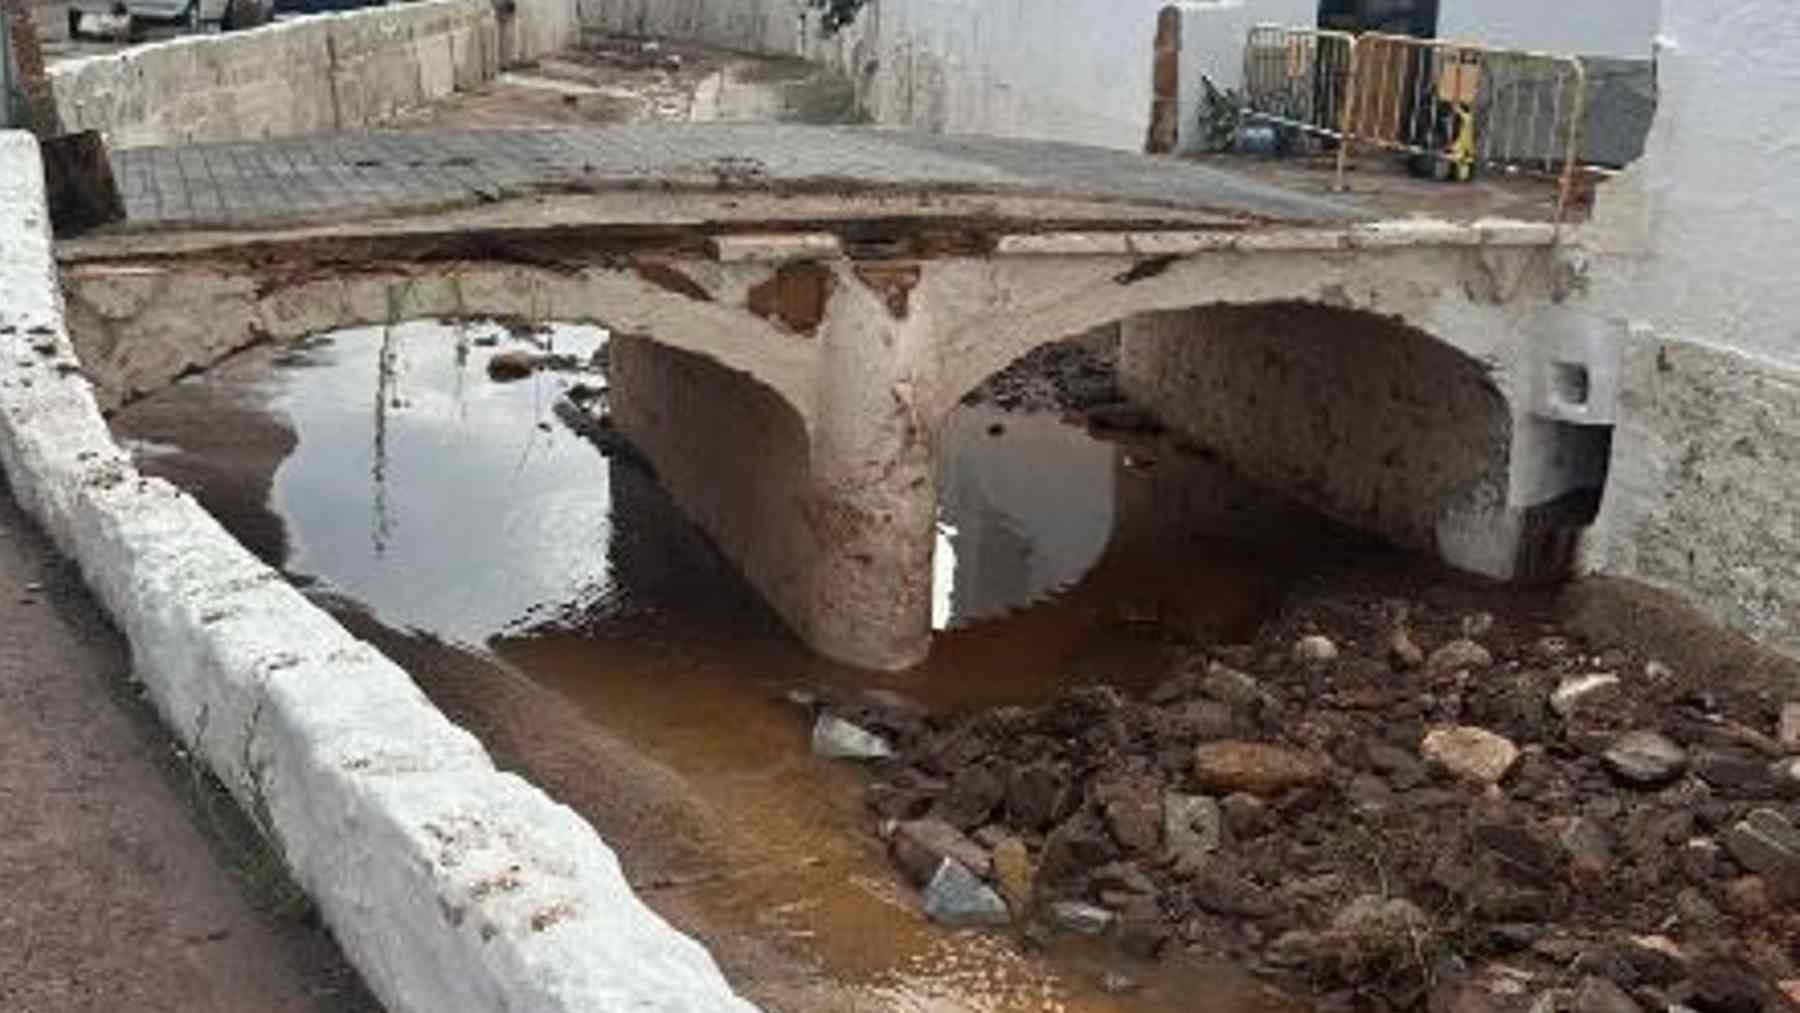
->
1581, 0, 1800, 662
1120, 302, 1513, 565
608, 334, 820, 652
0, 130, 754, 1013
49, 0, 579, 147
578, 0, 806, 54
846, 0, 1175, 150
1438, 0, 1659, 59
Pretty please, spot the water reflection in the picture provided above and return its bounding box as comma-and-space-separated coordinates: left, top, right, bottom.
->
936, 407, 1117, 627
242, 320, 1123, 645
264, 321, 615, 643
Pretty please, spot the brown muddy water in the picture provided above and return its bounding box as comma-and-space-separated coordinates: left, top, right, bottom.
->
110, 320, 1386, 1012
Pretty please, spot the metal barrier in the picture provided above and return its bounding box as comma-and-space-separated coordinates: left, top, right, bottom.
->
1, 0, 18, 129
1241, 24, 1589, 220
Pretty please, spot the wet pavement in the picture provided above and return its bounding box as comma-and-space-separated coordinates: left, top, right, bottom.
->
108, 318, 1374, 1012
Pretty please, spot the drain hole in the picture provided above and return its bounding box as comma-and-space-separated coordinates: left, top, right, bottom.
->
1553, 362, 1591, 407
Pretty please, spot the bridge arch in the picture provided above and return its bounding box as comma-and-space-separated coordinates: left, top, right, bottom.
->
59, 259, 822, 427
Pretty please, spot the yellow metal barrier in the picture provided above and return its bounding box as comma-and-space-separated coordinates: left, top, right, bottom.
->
1241, 25, 1589, 220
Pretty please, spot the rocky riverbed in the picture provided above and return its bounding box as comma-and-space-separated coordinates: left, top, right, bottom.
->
805, 334, 1800, 1012
806, 576, 1800, 1013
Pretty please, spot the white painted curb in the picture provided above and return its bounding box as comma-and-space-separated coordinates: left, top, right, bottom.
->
0, 131, 758, 1013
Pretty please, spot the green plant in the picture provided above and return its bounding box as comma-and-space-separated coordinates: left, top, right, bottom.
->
807, 0, 868, 35
1197, 75, 1245, 153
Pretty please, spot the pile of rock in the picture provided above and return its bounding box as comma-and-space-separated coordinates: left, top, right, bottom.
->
809, 594, 1800, 1012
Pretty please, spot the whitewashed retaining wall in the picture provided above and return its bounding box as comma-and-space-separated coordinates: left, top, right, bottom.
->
0, 130, 756, 1013
50, 0, 579, 148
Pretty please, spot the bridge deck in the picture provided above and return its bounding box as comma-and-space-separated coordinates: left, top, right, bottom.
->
105, 124, 1368, 231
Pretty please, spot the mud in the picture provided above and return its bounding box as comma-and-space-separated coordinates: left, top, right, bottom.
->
0, 477, 377, 1013
111, 320, 1341, 1011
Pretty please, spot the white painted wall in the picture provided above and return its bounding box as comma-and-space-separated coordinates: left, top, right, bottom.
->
1437, 0, 1659, 59
846, 0, 1172, 150
1594, 0, 1800, 368
1582, 0, 1800, 661
1172, 0, 1316, 153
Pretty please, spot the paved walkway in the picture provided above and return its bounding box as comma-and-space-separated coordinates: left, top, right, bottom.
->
107, 124, 1365, 229
0, 483, 377, 1012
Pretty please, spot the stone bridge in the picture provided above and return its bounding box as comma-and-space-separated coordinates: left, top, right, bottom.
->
57, 124, 1608, 670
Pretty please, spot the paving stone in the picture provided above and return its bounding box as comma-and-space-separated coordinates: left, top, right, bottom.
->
109, 124, 1364, 230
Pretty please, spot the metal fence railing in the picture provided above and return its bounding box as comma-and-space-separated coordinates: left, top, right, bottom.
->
1, 1, 18, 129
1241, 24, 1589, 220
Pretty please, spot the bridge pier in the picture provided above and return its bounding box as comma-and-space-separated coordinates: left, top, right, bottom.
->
607, 266, 940, 671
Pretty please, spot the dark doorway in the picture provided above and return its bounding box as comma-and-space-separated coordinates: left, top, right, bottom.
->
1317, 0, 1439, 37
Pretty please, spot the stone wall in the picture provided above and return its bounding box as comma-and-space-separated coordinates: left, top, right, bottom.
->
49, 0, 578, 147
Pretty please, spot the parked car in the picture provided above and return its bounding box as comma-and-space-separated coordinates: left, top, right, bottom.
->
68, 0, 273, 39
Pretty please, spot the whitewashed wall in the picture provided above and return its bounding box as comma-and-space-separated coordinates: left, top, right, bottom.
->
1172, 0, 1316, 154
1584, 0, 1800, 661
1438, 0, 1659, 59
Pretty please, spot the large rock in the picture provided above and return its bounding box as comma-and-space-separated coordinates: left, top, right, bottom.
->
1429, 639, 1494, 675
1421, 726, 1521, 785
1328, 894, 1431, 955
990, 836, 1035, 916
1722, 808, 1800, 902
1200, 662, 1273, 712
922, 859, 1011, 927
891, 818, 990, 886
1038, 811, 1120, 887
1603, 731, 1688, 786
1005, 761, 1073, 831
812, 713, 895, 761
1163, 792, 1222, 872
934, 762, 1005, 829
1293, 635, 1339, 664
1048, 900, 1115, 936
1558, 816, 1616, 875
1574, 976, 1643, 1013
1192, 741, 1328, 797
1095, 776, 1163, 854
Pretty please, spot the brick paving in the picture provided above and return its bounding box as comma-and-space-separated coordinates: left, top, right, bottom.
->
108, 124, 1367, 229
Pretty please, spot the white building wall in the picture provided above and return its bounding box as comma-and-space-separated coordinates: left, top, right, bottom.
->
1437, 0, 1659, 58
849, 0, 1171, 151
1584, 0, 1800, 662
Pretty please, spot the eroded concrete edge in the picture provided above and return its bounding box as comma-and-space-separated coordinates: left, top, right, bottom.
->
0, 131, 757, 1013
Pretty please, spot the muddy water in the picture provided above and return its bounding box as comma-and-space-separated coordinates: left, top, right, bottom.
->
110, 320, 1369, 1013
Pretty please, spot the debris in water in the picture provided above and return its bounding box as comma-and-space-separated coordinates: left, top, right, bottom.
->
811, 712, 895, 761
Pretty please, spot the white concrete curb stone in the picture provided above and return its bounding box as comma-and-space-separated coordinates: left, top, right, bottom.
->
0, 131, 757, 1013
